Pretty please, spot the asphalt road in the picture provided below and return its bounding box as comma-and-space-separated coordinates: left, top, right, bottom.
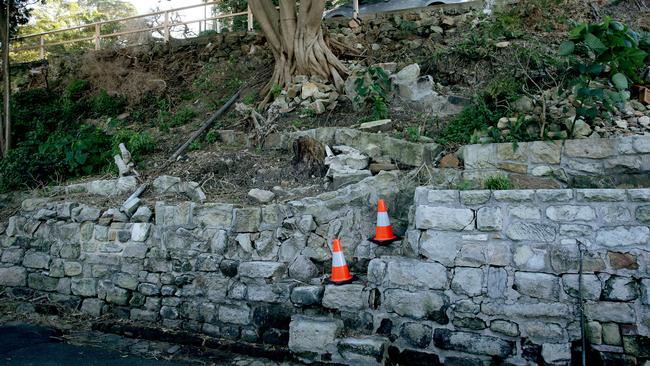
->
0, 325, 182, 366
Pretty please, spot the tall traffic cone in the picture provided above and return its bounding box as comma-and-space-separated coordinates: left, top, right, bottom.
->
329, 239, 355, 285
369, 199, 401, 245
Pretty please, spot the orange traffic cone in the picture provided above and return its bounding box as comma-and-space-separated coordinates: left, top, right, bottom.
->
329, 239, 355, 285
369, 199, 401, 245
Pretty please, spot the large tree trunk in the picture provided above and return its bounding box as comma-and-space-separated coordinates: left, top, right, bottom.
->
249, 0, 346, 105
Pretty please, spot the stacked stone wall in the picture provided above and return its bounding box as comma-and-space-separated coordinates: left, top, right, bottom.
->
388, 187, 650, 364
2, 174, 650, 364
0, 172, 402, 356
461, 136, 650, 189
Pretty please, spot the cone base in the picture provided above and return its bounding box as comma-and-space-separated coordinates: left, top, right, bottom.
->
369, 236, 402, 246
327, 275, 357, 286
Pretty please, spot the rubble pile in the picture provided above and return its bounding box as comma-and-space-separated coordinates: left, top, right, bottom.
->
325, 145, 397, 189
271, 75, 341, 116
492, 86, 650, 141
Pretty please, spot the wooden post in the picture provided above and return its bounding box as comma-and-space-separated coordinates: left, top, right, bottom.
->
94, 23, 100, 50
247, 4, 253, 32
203, 3, 207, 32
164, 10, 170, 42
353, 0, 360, 19
3, 0, 11, 156
39, 35, 45, 59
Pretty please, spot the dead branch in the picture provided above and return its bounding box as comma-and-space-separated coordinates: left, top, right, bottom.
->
169, 91, 240, 161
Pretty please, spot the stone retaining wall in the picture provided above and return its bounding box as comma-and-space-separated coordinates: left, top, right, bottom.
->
0, 172, 404, 356
2, 175, 650, 365
266, 127, 442, 167
461, 136, 650, 189
393, 187, 650, 364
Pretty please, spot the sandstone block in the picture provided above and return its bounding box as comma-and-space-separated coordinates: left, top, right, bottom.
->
514, 272, 559, 300
433, 329, 514, 358
476, 207, 502, 231
415, 206, 474, 231
288, 316, 342, 353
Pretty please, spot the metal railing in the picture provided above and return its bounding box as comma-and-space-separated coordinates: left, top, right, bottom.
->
11, 0, 496, 61
11, 1, 255, 59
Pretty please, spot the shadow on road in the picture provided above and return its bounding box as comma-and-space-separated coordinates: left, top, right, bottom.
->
0, 324, 182, 366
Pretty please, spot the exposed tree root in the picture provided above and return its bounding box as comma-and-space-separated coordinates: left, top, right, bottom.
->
249, 0, 348, 107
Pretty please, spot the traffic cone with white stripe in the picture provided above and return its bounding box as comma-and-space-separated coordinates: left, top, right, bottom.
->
329, 238, 355, 285
369, 199, 401, 245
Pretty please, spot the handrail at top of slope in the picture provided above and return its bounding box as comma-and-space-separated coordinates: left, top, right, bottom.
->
12, 0, 224, 41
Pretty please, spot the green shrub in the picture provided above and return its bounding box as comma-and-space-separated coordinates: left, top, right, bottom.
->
484, 175, 512, 190
560, 18, 648, 125
189, 141, 202, 151
354, 66, 392, 120
405, 126, 421, 142
436, 99, 497, 145
562, 17, 648, 83
91, 89, 127, 117
60, 125, 113, 175
112, 129, 156, 160
243, 92, 258, 105
0, 84, 115, 193
64, 79, 90, 100
170, 107, 197, 127
436, 76, 524, 146
206, 129, 219, 144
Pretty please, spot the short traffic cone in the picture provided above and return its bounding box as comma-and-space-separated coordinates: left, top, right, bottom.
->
369, 199, 401, 245
329, 239, 355, 285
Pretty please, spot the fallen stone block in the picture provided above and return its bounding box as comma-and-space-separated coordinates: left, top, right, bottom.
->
359, 119, 392, 132
248, 189, 276, 204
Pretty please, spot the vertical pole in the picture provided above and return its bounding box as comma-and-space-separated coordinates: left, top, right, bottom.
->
204, 4, 207, 32
164, 10, 170, 42
39, 35, 45, 59
3, 0, 11, 156
94, 23, 100, 50
353, 0, 360, 19
247, 4, 253, 32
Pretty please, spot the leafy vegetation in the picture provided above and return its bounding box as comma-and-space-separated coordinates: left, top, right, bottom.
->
436, 77, 523, 146
205, 129, 219, 144
405, 126, 421, 143
484, 175, 512, 190
111, 129, 156, 161
560, 17, 649, 126
170, 107, 197, 127
0, 87, 113, 192
91, 89, 127, 117
353, 66, 392, 120
0, 80, 151, 193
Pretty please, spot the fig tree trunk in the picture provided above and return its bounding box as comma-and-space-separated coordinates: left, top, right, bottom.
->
249, 0, 346, 105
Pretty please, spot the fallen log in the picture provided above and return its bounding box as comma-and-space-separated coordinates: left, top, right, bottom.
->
169, 91, 240, 161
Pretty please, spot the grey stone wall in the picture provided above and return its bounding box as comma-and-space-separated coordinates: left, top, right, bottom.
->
0, 172, 401, 353
3, 175, 650, 365
460, 136, 650, 189
393, 187, 650, 365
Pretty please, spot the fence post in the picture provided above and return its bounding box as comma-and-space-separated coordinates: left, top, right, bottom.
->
247, 4, 253, 32
94, 23, 101, 50
353, 0, 360, 19
39, 35, 45, 59
164, 10, 170, 42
